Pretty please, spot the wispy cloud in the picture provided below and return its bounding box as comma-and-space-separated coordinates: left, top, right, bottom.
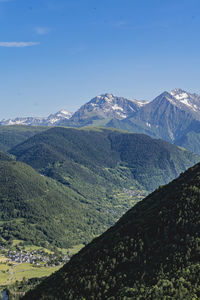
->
0, 42, 40, 47
34, 27, 51, 35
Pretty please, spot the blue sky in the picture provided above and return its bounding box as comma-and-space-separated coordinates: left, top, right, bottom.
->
0, 0, 200, 118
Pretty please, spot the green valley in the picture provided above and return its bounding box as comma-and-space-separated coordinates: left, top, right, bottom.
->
1, 126, 197, 250
23, 161, 200, 299
0, 126, 199, 298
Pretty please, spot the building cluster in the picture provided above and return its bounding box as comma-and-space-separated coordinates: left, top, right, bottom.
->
5, 249, 69, 266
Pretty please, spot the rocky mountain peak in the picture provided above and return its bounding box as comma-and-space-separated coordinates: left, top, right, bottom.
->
59, 109, 72, 115
169, 88, 200, 114
170, 88, 186, 94
94, 93, 116, 104
170, 88, 190, 101
102, 93, 115, 100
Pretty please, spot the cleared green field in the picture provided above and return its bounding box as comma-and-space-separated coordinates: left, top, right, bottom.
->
0, 271, 10, 285
0, 260, 61, 286
0, 241, 84, 289
11, 264, 60, 283
0, 256, 9, 263
22, 245, 53, 254
12, 239, 23, 246
64, 244, 84, 256
0, 264, 10, 271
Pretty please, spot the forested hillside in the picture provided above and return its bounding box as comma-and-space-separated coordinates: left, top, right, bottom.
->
23, 162, 200, 299
0, 127, 199, 250
9, 127, 199, 191
0, 158, 121, 248
0, 125, 47, 152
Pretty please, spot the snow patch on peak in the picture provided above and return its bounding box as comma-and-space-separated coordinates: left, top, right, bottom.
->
170, 89, 199, 112
104, 94, 114, 102
170, 89, 189, 101
95, 93, 115, 103
170, 88, 185, 95
112, 104, 124, 111
137, 101, 148, 107
48, 118, 60, 124
178, 98, 195, 110
174, 92, 188, 100
60, 109, 72, 115
104, 93, 114, 98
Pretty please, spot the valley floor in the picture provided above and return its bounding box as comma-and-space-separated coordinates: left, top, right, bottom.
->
0, 242, 84, 298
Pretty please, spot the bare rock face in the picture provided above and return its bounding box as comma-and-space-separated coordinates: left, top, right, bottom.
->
59, 93, 147, 127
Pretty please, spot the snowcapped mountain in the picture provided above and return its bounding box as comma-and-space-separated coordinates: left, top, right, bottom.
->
2, 89, 200, 155
45, 109, 73, 125
138, 89, 200, 129
169, 88, 200, 117
0, 94, 147, 128
81, 93, 147, 119
107, 88, 200, 155
0, 109, 73, 126
58, 93, 148, 126
0, 117, 45, 126
118, 89, 199, 142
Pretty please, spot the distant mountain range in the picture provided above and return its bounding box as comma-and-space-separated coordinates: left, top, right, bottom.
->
0, 93, 146, 127
0, 109, 72, 126
2, 88, 200, 154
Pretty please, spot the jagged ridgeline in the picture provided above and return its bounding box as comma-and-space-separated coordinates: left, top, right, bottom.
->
23, 162, 200, 300
1, 127, 199, 249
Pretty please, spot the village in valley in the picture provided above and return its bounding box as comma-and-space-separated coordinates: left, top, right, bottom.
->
0, 244, 69, 267
0, 243, 72, 289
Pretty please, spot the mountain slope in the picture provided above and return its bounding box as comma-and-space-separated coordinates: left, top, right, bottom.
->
115, 91, 195, 141
174, 119, 200, 154
170, 88, 200, 118
0, 157, 120, 248
0, 149, 13, 161
107, 89, 200, 155
9, 127, 199, 192
133, 89, 200, 141
0, 125, 47, 152
59, 93, 147, 127
23, 162, 200, 300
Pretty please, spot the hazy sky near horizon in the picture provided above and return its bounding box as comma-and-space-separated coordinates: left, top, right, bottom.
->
1, 0, 200, 118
